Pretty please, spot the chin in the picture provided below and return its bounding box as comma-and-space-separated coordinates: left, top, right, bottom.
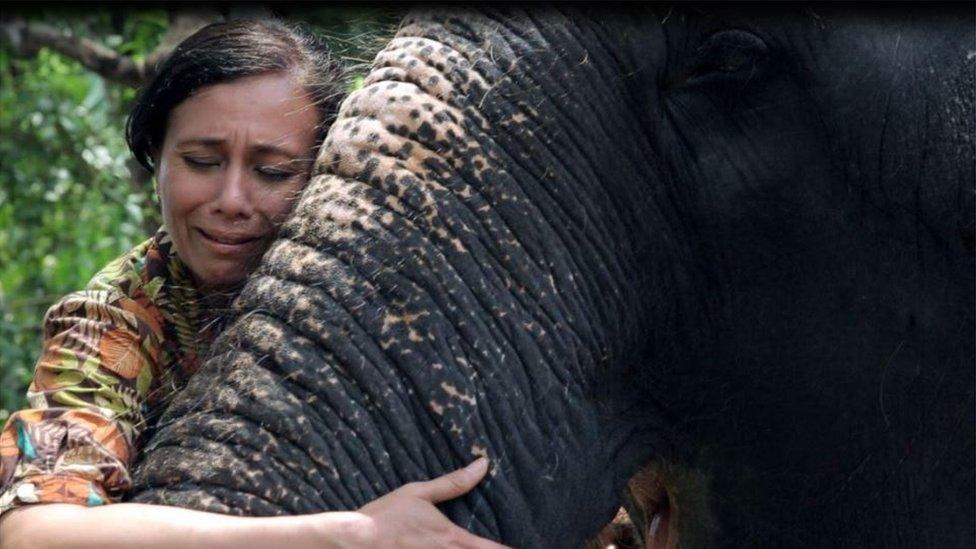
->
196, 267, 248, 293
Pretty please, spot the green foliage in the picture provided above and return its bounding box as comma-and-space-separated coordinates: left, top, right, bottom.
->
0, 8, 398, 416
0, 42, 157, 415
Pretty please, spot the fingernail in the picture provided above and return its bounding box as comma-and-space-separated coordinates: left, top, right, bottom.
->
465, 456, 488, 473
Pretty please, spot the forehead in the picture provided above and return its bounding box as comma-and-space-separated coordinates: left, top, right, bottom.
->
166, 73, 319, 145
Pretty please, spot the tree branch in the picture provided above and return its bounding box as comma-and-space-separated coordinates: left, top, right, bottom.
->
2, 18, 146, 87
0, 9, 222, 88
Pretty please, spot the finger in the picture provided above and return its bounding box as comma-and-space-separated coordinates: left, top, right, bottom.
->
412, 457, 489, 503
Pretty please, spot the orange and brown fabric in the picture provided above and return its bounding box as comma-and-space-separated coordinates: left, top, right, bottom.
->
0, 229, 218, 513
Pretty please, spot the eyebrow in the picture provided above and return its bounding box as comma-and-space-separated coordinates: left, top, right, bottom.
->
175, 138, 301, 157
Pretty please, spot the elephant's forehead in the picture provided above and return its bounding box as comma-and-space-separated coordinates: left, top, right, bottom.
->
328, 35, 485, 159
292, 35, 512, 249
371, 37, 490, 99
331, 81, 467, 170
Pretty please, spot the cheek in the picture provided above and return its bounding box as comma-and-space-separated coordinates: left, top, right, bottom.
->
159, 167, 210, 221
260, 180, 307, 223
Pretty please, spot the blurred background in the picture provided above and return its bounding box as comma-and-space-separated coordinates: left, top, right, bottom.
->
0, 5, 401, 415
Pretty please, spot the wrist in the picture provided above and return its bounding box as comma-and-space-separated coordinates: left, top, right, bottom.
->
311, 511, 377, 549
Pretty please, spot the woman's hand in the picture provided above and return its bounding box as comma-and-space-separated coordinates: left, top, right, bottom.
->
0, 459, 507, 549
341, 457, 509, 548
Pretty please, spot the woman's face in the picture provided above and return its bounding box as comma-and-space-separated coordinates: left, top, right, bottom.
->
156, 73, 319, 292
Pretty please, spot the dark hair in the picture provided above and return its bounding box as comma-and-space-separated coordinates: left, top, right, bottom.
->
126, 19, 346, 174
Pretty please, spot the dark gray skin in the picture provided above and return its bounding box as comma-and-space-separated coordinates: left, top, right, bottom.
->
130, 6, 975, 547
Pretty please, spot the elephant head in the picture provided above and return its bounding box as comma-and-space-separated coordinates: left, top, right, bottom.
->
132, 6, 974, 546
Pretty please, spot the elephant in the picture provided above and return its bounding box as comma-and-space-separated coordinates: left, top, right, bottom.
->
130, 5, 975, 547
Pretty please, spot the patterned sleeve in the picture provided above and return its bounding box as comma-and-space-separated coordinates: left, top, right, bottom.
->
0, 288, 166, 514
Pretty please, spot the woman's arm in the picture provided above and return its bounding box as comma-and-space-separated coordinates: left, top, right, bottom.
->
0, 457, 506, 549
2, 239, 223, 513
1, 503, 349, 549
0, 287, 169, 514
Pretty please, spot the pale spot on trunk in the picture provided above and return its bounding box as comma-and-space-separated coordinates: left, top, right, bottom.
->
470, 445, 488, 460
440, 382, 477, 405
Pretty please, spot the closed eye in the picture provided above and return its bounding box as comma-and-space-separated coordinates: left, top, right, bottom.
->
182, 155, 221, 169
257, 156, 314, 182
256, 164, 299, 182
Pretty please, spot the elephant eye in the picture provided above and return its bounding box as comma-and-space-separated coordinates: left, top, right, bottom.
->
680, 29, 769, 86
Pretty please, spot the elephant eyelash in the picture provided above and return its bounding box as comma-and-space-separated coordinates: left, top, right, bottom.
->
681, 29, 770, 85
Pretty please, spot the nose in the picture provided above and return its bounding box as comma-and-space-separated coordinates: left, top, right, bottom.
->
211, 162, 255, 219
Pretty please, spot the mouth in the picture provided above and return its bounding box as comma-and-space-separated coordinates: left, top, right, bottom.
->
197, 228, 264, 253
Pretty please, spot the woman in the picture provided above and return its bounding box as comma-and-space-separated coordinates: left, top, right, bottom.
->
0, 19, 504, 549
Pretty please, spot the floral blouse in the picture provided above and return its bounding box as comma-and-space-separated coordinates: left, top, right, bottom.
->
0, 229, 224, 514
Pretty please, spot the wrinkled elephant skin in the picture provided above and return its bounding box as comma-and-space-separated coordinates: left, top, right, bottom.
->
131, 6, 974, 547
